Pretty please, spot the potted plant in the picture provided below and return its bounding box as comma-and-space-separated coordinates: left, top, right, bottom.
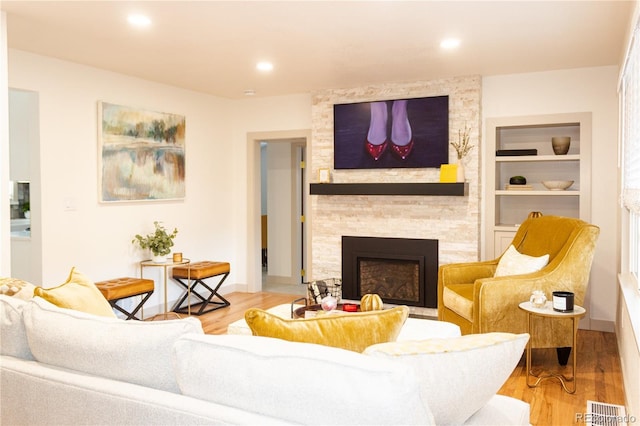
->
132, 221, 178, 263
450, 124, 474, 182
21, 201, 30, 219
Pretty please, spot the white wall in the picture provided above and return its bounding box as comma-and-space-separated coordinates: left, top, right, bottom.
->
1, 12, 10, 275
6, 49, 311, 313
483, 66, 620, 329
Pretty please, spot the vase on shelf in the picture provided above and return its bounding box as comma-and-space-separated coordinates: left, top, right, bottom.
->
456, 160, 466, 183
551, 137, 571, 155
152, 254, 166, 263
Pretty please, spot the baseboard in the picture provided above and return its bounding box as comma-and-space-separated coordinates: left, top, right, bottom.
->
589, 318, 615, 333
265, 275, 295, 285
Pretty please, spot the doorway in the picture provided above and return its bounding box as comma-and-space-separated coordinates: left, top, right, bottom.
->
260, 139, 306, 294
246, 130, 311, 294
8, 88, 42, 283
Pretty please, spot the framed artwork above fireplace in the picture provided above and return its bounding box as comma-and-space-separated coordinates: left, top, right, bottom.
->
333, 95, 449, 170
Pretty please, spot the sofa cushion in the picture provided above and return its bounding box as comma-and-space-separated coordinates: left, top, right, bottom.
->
174, 334, 434, 425
364, 332, 529, 424
0, 277, 36, 300
245, 305, 409, 352
494, 245, 549, 277
22, 297, 204, 393
0, 295, 34, 360
33, 267, 116, 317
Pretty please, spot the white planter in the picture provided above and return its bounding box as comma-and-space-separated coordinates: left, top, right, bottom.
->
152, 254, 166, 263
456, 162, 466, 183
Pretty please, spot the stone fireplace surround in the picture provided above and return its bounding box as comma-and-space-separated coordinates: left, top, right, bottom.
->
309, 76, 482, 317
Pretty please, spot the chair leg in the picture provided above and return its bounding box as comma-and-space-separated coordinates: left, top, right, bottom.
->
556, 347, 571, 365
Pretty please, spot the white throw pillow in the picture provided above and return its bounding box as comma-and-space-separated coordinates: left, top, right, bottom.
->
174, 334, 434, 425
0, 295, 34, 360
494, 245, 549, 277
364, 332, 529, 425
22, 297, 204, 393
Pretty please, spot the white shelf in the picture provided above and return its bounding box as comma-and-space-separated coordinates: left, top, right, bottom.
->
484, 112, 592, 260
496, 154, 580, 162
496, 190, 580, 196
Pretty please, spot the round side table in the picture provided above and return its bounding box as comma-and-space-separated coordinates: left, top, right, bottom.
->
518, 301, 586, 394
140, 258, 190, 319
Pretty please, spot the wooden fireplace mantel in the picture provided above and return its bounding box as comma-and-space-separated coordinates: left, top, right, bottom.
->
309, 182, 468, 196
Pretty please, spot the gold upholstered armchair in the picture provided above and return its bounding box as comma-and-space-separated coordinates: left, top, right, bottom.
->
438, 215, 599, 363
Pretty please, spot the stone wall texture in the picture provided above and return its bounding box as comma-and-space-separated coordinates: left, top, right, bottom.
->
309, 76, 482, 280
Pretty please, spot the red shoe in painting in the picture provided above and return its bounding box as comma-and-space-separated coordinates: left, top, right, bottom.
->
366, 139, 389, 161
391, 139, 414, 160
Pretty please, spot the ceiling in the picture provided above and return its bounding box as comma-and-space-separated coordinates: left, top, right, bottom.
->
1, 1, 634, 99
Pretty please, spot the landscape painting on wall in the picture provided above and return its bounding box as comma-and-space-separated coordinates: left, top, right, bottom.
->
98, 102, 186, 202
333, 95, 449, 169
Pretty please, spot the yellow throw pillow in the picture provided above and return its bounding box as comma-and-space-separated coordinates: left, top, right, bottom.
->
34, 267, 116, 318
245, 306, 409, 353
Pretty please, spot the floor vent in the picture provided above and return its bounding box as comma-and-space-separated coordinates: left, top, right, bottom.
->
586, 400, 628, 426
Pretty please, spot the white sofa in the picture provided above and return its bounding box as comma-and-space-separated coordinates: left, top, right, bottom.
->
1, 295, 530, 425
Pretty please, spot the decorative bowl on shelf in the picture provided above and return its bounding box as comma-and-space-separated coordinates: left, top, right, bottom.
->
542, 180, 574, 191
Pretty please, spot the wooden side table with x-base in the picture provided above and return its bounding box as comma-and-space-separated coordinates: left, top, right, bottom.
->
518, 301, 586, 394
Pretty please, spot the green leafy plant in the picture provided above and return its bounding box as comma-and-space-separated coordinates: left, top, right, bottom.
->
132, 221, 178, 256
21, 201, 30, 213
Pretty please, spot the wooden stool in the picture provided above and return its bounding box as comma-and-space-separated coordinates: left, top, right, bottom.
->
95, 277, 154, 320
171, 261, 230, 315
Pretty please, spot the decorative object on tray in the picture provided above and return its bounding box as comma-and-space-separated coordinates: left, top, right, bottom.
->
496, 149, 538, 156
542, 180, 574, 191
360, 294, 383, 311
321, 294, 338, 311
450, 124, 473, 183
551, 136, 571, 155
306, 278, 342, 304
132, 221, 178, 262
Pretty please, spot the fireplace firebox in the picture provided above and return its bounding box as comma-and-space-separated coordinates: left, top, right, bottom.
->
342, 236, 438, 308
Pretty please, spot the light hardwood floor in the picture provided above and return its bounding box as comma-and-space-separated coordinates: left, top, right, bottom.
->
193, 291, 627, 426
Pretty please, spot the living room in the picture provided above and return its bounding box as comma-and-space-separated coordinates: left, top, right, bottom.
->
1, 1, 638, 421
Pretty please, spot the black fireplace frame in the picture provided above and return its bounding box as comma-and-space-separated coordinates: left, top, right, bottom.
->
341, 236, 439, 308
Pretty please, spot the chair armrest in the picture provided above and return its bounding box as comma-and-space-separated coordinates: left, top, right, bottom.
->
472, 269, 568, 334
439, 260, 498, 286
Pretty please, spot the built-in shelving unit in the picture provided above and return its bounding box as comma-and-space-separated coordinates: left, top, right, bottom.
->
485, 112, 592, 258
309, 182, 468, 196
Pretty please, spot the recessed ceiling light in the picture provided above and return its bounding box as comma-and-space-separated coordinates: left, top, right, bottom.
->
440, 38, 461, 49
256, 61, 274, 72
127, 14, 152, 28
244, 89, 256, 96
